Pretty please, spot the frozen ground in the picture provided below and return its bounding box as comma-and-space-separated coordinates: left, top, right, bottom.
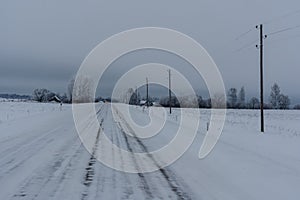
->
0, 101, 299, 199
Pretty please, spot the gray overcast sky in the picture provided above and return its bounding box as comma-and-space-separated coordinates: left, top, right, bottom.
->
1, 0, 300, 102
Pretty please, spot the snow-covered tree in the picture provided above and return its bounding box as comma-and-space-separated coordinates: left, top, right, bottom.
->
248, 97, 259, 109
129, 89, 139, 105
72, 76, 93, 103
197, 95, 207, 108
211, 94, 226, 108
33, 88, 50, 102
294, 104, 300, 110
238, 87, 246, 108
270, 83, 281, 109
159, 96, 179, 107
44, 91, 56, 102
206, 98, 212, 108
67, 78, 75, 103
269, 83, 290, 109
178, 95, 198, 108
228, 88, 237, 108
59, 93, 69, 103
278, 94, 290, 109
32, 89, 59, 102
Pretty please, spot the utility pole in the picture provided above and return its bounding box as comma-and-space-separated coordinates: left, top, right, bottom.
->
256, 24, 266, 133
146, 77, 149, 108
136, 86, 139, 105
168, 69, 172, 114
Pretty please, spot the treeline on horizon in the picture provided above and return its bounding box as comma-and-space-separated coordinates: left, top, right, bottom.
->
126, 83, 299, 110
3, 82, 299, 110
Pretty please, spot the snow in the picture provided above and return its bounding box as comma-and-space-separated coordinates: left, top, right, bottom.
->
0, 101, 63, 123
0, 101, 299, 199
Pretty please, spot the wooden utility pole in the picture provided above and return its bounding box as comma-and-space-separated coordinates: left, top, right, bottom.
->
168, 69, 172, 114
258, 24, 265, 132
146, 78, 149, 107
136, 86, 139, 105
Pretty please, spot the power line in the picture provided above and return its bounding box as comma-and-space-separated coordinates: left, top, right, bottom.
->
266, 24, 300, 36
264, 9, 300, 25
235, 28, 255, 40
235, 10, 300, 52
265, 34, 300, 46
235, 24, 300, 52
234, 39, 259, 52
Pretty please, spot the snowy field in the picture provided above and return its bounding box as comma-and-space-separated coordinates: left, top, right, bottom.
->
0, 101, 300, 200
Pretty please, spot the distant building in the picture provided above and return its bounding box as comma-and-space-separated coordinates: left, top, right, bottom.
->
139, 100, 153, 106
139, 100, 146, 106
49, 95, 61, 103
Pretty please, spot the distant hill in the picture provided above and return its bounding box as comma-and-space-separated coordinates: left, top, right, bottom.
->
0, 94, 31, 100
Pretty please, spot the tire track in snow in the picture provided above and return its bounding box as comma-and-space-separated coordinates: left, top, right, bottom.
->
118, 123, 154, 199
7, 105, 105, 200
94, 105, 135, 199
96, 104, 154, 199
10, 131, 85, 200
112, 125, 135, 199
81, 105, 105, 200
0, 127, 61, 175
113, 105, 192, 200
0, 126, 62, 181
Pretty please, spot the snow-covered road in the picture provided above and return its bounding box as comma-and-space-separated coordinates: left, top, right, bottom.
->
0, 102, 300, 199
0, 103, 194, 200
